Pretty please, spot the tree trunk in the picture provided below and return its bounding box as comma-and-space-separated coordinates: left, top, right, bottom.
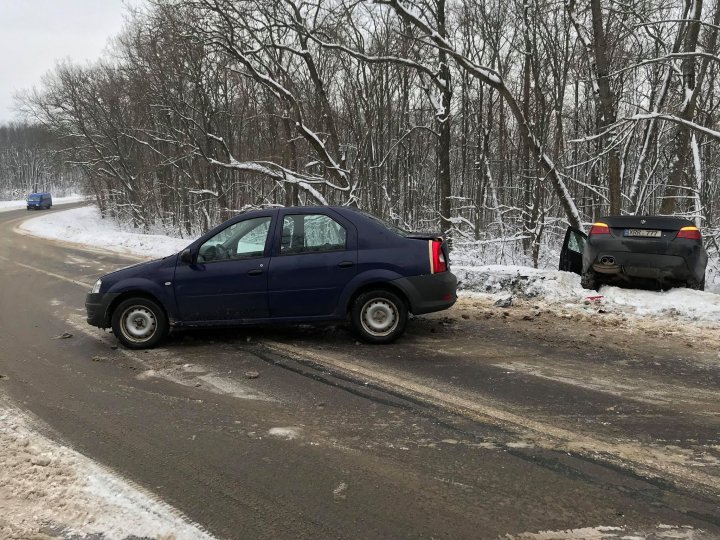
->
589, 0, 621, 214
436, 0, 452, 236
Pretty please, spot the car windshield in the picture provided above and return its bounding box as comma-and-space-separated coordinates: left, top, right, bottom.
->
28, 195, 40, 201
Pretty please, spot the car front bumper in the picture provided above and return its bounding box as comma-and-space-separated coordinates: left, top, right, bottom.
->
85, 292, 120, 328
392, 271, 458, 315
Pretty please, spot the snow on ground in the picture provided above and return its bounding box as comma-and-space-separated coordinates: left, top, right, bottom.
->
0, 194, 87, 213
507, 524, 709, 539
19, 205, 192, 258
0, 399, 215, 540
454, 264, 720, 326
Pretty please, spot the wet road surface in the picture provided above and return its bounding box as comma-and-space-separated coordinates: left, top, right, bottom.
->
1, 204, 719, 539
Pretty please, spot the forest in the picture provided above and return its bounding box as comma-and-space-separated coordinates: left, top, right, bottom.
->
3, 0, 720, 265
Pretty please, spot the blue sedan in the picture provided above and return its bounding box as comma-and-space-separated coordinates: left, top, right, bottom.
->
86, 206, 457, 349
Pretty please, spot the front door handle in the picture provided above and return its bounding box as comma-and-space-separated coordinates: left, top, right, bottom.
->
247, 269, 264, 276
338, 261, 354, 268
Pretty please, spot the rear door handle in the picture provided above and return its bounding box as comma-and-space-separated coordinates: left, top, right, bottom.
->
338, 261, 354, 268
247, 269, 264, 276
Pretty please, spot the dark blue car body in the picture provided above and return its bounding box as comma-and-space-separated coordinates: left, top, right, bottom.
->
86, 206, 457, 347
27, 192, 52, 210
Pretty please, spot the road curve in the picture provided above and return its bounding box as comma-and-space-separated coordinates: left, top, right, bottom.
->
0, 204, 719, 539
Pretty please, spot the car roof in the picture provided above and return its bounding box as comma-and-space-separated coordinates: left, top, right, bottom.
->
236, 205, 353, 217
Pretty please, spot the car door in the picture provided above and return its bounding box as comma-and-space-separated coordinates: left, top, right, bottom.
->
559, 227, 587, 274
268, 210, 357, 318
173, 215, 274, 322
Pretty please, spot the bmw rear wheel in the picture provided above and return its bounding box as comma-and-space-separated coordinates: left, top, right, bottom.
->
351, 290, 407, 344
111, 297, 168, 349
687, 277, 705, 291
580, 270, 599, 291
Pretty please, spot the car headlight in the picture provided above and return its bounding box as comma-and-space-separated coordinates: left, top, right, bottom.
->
91, 279, 102, 294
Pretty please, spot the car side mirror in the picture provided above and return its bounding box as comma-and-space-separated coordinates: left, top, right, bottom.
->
180, 248, 194, 264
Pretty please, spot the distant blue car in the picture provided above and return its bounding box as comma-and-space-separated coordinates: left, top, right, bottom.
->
86, 206, 457, 349
27, 192, 52, 210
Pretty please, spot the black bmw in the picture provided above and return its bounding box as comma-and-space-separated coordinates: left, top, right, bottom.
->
559, 216, 708, 291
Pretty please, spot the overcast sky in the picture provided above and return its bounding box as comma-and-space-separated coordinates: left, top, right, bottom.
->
0, 1, 143, 124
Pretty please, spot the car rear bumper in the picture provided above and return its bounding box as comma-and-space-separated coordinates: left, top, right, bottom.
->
392, 272, 457, 315
583, 238, 707, 282
85, 292, 120, 328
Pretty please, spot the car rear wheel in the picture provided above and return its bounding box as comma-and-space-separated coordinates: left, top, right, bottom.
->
687, 277, 705, 291
111, 297, 168, 349
580, 270, 599, 291
351, 290, 407, 344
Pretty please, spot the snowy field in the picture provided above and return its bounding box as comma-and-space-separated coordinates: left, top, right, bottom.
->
19, 205, 192, 258
0, 400, 214, 539
18, 205, 720, 327
0, 194, 87, 213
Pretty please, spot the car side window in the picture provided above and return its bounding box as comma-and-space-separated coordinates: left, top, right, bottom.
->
280, 214, 346, 255
197, 217, 271, 263
567, 230, 585, 254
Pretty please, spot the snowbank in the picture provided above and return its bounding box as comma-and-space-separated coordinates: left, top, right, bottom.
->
19, 205, 193, 258
0, 401, 214, 539
0, 194, 87, 213
456, 264, 720, 325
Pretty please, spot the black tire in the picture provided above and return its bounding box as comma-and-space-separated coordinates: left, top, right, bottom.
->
687, 276, 705, 291
111, 297, 168, 349
580, 270, 599, 291
350, 290, 408, 344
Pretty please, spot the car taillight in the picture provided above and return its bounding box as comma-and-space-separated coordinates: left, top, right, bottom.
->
430, 239, 447, 274
589, 222, 610, 235
676, 226, 702, 240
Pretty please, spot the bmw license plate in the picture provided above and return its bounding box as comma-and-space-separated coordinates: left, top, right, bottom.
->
624, 229, 662, 237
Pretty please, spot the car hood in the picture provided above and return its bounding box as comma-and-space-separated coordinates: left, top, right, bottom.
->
101, 255, 175, 282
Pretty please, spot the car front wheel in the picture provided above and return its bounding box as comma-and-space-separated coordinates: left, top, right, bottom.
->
351, 290, 408, 344
111, 297, 168, 349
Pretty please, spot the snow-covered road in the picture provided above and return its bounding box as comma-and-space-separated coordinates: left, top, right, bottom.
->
0, 400, 214, 539
0, 194, 87, 213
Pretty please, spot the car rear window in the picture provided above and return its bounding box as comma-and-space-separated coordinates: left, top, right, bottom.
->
358, 211, 409, 236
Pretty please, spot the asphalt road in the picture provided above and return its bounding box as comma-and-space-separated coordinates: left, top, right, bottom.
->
1, 204, 719, 539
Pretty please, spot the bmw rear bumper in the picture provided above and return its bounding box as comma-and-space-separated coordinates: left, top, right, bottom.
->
392, 272, 458, 315
583, 238, 707, 283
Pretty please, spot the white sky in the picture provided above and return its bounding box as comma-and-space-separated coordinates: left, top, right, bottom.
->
0, 1, 143, 123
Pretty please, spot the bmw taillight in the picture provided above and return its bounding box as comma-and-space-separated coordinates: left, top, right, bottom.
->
430, 239, 447, 274
676, 226, 702, 240
589, 222, 610, 235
